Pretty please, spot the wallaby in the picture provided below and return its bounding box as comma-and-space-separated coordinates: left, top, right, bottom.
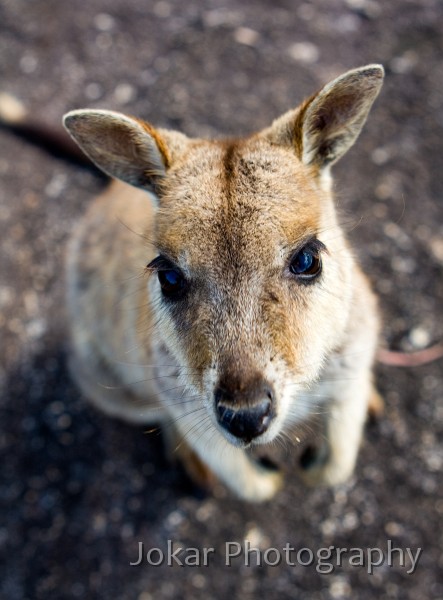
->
60, 65, 386, 502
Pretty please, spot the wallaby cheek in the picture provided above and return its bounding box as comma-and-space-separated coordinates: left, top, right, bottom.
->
165, 298, 214, 392
265, 287, 336, 386
184, 330, 213, 390
264, 294, 310, 377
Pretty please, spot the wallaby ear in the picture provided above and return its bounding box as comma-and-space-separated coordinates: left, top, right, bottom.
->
262, 65, 384, 170
63, 109, 189, 192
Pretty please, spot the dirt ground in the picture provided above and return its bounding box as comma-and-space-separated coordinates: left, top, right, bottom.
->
1, 0, 442, 599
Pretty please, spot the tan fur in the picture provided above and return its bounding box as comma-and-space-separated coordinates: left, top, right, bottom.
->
63, 65, 384, 501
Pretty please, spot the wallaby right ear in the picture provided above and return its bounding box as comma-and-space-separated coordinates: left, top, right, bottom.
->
261, 65, 384, 171
63, 109, 189, 193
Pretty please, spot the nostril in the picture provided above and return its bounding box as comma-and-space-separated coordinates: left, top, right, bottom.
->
214, 387, 225, 407
265, 387, 274, 403
216, 403, 235, 424
253, 398, 272, 423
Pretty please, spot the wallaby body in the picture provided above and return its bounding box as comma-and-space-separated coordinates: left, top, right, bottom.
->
64, 65, 384, 501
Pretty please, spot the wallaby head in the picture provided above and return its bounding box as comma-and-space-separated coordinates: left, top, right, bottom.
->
64, 65, 383, 451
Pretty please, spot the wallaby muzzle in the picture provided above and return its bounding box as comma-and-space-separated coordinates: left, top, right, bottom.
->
214, 378, 275, 443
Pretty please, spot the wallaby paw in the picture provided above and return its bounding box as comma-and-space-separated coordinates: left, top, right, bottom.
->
238, 457, 284, 502
298, 445, 353, 487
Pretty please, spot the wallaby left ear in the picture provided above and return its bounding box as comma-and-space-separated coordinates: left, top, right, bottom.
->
63, 109, 190, 194
262, 64, 384, 170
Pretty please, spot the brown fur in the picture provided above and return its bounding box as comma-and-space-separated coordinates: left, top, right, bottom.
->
63, 65, 384, 501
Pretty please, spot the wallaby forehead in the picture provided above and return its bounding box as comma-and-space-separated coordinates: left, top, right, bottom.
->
156, 138, 324, 266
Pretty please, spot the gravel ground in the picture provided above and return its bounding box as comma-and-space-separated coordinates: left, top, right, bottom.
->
1, 1, 442, 599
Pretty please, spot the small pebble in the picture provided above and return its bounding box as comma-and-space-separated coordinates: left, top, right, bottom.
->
85, 83, 103, 100
20, 54, 38, 74
94, 13, 115, 31
153, 1, 172, 18
113, 83, 136, 105
409, 326, 431, 349
371, 147, 391, 165
390, 50, 418, 74
429, 237, 443, 264
233, 27, 260, 47
329, 576, 352, 598
287, 42, 320, 64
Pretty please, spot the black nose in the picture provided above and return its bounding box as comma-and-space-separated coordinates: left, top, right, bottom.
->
215, 386, 274, 443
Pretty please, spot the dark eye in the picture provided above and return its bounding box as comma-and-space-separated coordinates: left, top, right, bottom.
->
289, 245, 322, 280
157, 268, 185, 297
147, 256, 187, 299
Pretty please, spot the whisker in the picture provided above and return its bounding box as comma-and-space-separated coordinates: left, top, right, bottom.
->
116, 216, 154, 246
107, 357, 202, 371
159, 406, 208, 439
176, 415, 213, 451
395, 193, 406, 225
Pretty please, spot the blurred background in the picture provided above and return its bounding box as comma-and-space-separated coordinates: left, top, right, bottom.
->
0, 0, 442, 598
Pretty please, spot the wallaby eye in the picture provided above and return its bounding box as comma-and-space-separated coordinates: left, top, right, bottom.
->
146, 256, 187, 299
157, 268, 185, 297
289, 241, 323, 281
